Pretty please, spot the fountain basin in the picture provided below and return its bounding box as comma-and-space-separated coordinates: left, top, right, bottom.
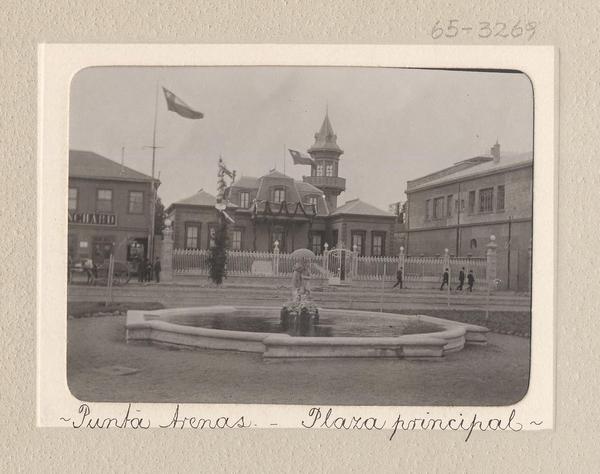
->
125, 306, 488, 359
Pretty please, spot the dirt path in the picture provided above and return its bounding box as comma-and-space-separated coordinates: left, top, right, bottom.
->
67, 316, 530, 406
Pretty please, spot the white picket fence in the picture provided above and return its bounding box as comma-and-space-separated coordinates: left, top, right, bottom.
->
173, 248, 487, 283
173, 248, 329, 278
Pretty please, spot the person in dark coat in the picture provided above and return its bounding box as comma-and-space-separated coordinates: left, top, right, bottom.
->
154, 257, 161, 283
456, 267, 466, 291
137, 257, 146, 282
440, 268, 450, 291
145, 259, 153, 283
392, 268, 403, 289
467, 270, 475, 292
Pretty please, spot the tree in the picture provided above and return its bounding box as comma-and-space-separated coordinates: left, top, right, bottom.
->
208, 216, 228, 285
154, 197, 166, 235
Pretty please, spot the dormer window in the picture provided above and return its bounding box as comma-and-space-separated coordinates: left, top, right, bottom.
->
240, 192, 250, 208
273, 188, 285, 204
307, 196, 318, 213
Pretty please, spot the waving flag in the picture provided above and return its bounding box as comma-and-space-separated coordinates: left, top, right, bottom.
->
289, 149, 314, 165
162, 87, 204, 119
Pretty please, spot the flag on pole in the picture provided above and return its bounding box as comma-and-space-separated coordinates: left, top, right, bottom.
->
162, 87, 204, 119
289, 149, 314, 165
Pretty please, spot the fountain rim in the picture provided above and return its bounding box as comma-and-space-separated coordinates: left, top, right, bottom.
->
125, 305, 489, 358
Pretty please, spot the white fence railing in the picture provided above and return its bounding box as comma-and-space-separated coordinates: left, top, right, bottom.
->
173, 248, 330, 278
173, 248, 487, 283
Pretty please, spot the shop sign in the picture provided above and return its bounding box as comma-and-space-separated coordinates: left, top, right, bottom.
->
68, 212, 117, 226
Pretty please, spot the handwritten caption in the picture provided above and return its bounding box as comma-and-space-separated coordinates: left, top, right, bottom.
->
430, 19, 538, 41
59, 404, 542, 442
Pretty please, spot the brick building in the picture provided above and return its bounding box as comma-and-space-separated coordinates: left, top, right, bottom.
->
166, 112, 401, 256
404, 143, 533, 290
68, 150, 158, 264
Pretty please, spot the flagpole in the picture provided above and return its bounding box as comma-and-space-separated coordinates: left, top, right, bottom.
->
149, 82, 159, 264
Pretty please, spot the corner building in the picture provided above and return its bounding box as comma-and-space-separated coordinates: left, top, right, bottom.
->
405, 143, 533, 290
68, 150, 158, 264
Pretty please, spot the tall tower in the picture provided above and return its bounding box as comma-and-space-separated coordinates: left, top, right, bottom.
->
303, 111, 346, 210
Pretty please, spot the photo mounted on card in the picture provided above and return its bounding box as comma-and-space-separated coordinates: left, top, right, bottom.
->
38, 44, 556, 433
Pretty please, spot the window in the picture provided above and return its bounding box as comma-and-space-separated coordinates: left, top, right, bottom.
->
351, 231, 365, 256
208, 225, 217, 248
468, 191, 476, 214
311, 233, 322, 255
433, 197, 444, 219
96, 189, 113, 212
425, 199, 431, 220
479, 187, 494, 212
372, 233, 385, 256
446, 195, 453, 217
68, 188, 78, 211
273, 188, 285, 204
240, 192, 250, 209
128, 191, 144, 214
231, 230, 242, 250
470, 238, 478, 249
185, 223, 200, 249
316, 164, 323, 176
497, 185, 505, 211
272, 229, 285, 252
325, 164, 333, 176
307, 196, 318, 213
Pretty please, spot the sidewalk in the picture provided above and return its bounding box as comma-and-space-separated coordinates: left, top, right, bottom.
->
68, 282, 531, 312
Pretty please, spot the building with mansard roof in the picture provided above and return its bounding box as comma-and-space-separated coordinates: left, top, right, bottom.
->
166, 112, 403, 257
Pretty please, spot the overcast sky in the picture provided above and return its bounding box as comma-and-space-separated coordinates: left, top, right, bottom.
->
70, 66, 533, 210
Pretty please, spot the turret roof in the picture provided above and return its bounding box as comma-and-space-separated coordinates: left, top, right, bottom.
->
308, 112, 343, 154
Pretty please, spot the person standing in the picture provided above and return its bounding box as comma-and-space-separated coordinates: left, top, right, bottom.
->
440, 268, 449, 291
392, 268, 403, 289
456, 267, 465, 291
137, 257, 145, 283
146, 259, 153, 284
154, 257, 161, 283
467, 270, 475, 292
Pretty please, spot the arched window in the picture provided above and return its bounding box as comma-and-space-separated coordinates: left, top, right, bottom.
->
470, 238, 478, 249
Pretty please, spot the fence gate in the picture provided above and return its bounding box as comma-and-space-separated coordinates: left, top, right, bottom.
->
325, 248, 356, 285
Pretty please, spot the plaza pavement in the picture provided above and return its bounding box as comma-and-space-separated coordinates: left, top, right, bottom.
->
67, 315, 530, 406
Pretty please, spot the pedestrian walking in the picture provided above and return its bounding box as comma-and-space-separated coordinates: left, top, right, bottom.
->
392, 268, 403, 289
154, 257, 161, 283
467, 270, 475, 292
456, 267, 465, 291
440, 268, 449, 291
83, 258, 94, 285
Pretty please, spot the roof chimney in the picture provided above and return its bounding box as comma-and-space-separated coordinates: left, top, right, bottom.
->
491, 140, 501, 163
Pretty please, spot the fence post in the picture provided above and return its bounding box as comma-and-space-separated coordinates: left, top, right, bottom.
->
273, 240, 280, 276
161, 220, 174, 283
398, 246, 405, 274
323, 242, 329, 274
485, 235, 498, 321
444, 248, 450, 307
352, 244, 358, 279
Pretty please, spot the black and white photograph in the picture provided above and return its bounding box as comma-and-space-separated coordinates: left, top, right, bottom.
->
65, 64, 534, 406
